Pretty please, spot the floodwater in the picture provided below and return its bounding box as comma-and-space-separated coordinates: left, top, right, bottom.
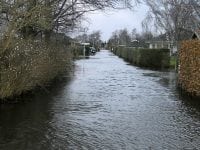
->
0, 50, 200, 150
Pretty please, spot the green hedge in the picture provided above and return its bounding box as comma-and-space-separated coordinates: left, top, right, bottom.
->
71, 45, 91, 58
113, 47, 170, 69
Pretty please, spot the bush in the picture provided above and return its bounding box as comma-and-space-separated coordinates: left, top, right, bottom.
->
0, 39, 72, 100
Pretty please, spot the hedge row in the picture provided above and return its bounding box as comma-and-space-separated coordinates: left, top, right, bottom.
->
113, 46, 170, 69
178, 40, 200, 97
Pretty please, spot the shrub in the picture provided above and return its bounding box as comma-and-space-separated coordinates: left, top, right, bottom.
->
0, 39, 72, 100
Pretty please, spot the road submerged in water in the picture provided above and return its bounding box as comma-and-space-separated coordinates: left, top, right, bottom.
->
0, 50, 200, 150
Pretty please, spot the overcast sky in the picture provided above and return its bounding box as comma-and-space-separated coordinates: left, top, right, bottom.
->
83, 4, 149, 41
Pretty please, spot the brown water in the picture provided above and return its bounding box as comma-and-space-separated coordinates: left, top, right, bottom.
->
0, 50, 200, 150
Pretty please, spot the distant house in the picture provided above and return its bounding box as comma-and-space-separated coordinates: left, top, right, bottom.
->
146, 32, 172, 51
146, 40, 178, 56
81, 42, 90, 46
192, 30, 200, 39
147, 41, 171, 49
130, 39, 148, 48
146, 29, 198, 56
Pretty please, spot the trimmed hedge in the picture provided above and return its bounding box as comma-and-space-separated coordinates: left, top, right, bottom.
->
71, 45, 91, 58
178, 40, 200, 97
113, 46, 170, 69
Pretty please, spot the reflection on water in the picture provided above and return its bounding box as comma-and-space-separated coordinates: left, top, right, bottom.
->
0, 50, 200, 150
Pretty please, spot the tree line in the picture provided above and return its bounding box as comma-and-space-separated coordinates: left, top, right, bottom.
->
75, 30, 102, 48
1, 0, 198, 48
0, 0, 137, 44
108, 28, 153, 48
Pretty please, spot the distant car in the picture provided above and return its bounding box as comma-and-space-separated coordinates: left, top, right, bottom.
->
90, 47, 96, 55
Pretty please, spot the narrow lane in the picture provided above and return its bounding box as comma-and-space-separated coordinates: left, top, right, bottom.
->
0, 50, 200, 150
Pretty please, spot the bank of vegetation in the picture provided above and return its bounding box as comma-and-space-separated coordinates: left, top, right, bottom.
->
113, 46, 170, 69
0, 38, 72, 100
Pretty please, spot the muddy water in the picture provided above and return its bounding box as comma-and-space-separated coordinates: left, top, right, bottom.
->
0, 50, 200, 150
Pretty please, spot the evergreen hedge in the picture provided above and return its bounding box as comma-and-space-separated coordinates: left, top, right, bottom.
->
113, 46, 170, 69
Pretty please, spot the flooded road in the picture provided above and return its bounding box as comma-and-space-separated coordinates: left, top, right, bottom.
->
0, 50, 200, 150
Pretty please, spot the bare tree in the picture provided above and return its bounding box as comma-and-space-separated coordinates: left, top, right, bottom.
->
108, 30, 120, 48
108, 28, 131, 46
88, 30, 101, 48
0, 0, 139, 43
131, 28, 137, 40
75, 33, 89, 43
143, 0, 200, 42
0, 0, 140, 52
118, 28, 131, 45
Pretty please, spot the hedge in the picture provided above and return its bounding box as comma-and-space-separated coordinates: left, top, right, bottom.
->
71, 45, 91, 58
113, 46, 170, 69
178, 40, 200, 97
